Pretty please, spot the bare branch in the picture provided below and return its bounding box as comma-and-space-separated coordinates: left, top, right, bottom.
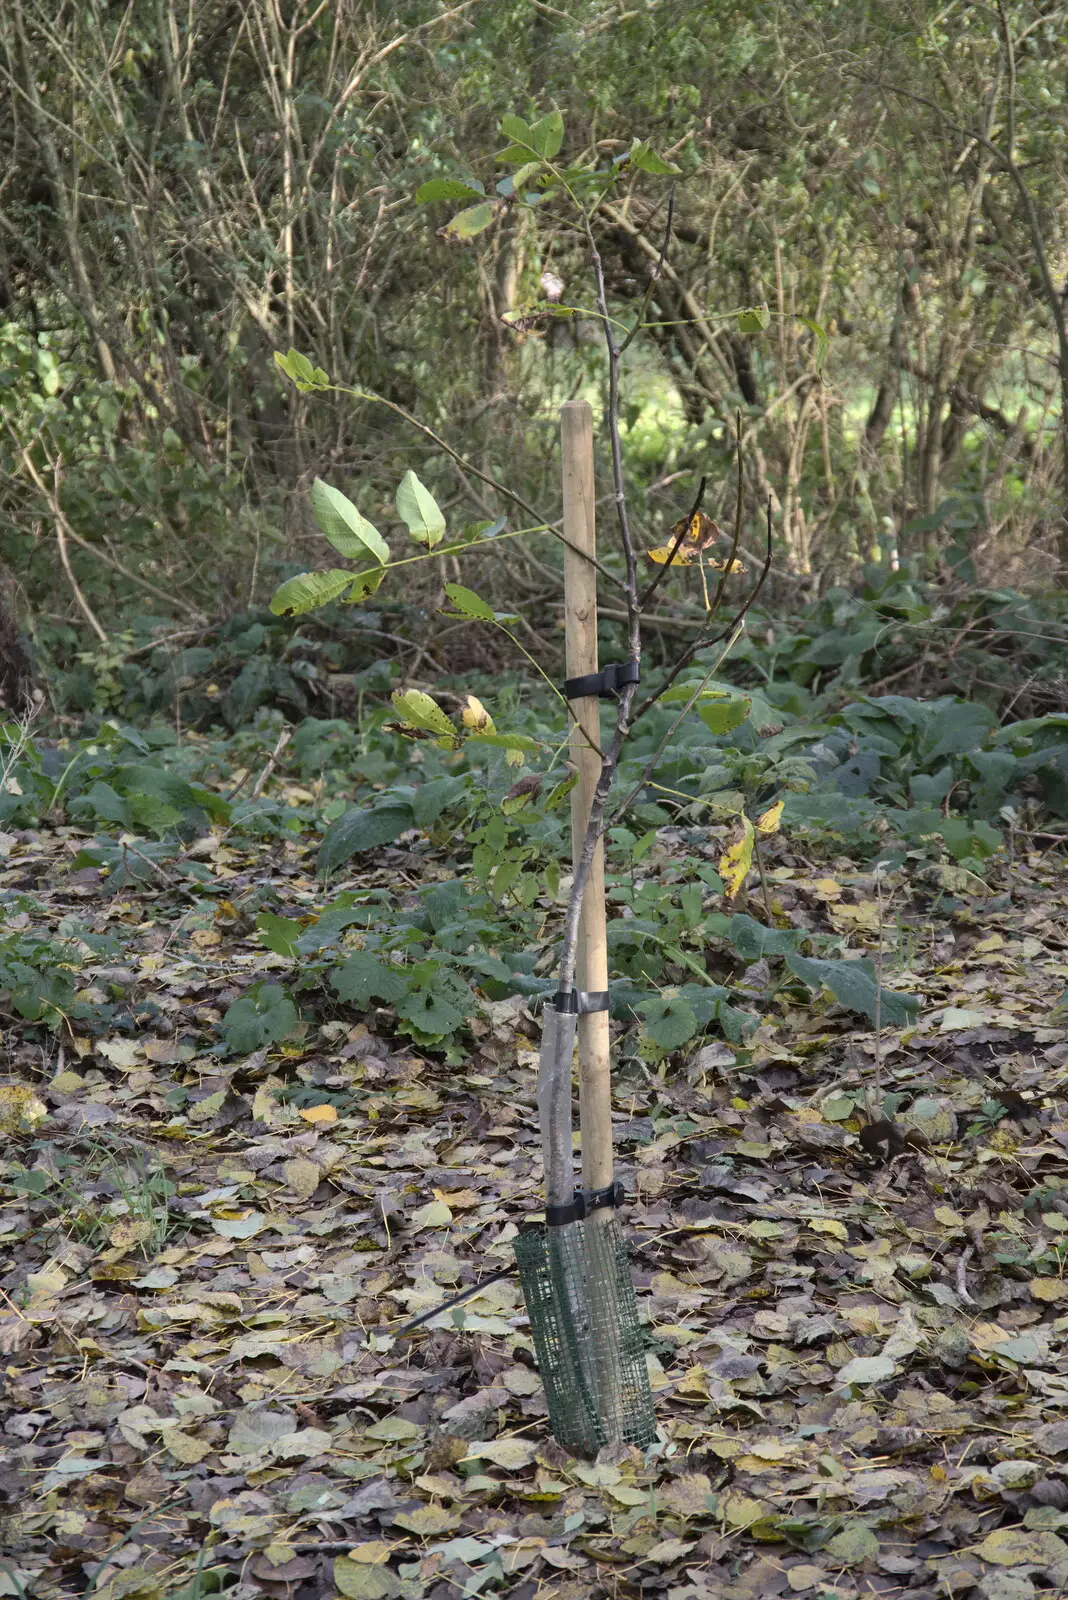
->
618, 183, 676, 359
632, 444, 773, 722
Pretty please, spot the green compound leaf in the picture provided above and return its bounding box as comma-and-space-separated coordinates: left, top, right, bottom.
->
274, 348, 331, 390
528, 110, 564, 158
416, 177, 485, 204
500, 113, 534, 145
270, 570, 355, 616
312, 479, 390, 564
628, 139, 679, 174
443, 582, 496, 620
441, 202, 497, 239
396, 471, 446, 547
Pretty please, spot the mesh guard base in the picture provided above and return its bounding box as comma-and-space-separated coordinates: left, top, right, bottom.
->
514, 1215, 656, 1454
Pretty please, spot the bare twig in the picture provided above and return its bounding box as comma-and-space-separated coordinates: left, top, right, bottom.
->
633, 491, 774, 723
955, 1245, 977, 1306
871, 867, 886, 1121
15, 438, 206, 622
753, 835, 773, 923
618, 183, 675, 359
118, 840, 201, 904
0, 705, 41, 795
20, 452, 109, 644
251, 724, 293, 799
342, 386, 623, 590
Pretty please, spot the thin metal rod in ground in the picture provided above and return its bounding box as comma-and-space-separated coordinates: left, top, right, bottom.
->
388, 1264, 517, 1341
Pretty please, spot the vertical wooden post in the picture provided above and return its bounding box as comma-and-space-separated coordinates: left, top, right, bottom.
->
560, 401, 613, 1201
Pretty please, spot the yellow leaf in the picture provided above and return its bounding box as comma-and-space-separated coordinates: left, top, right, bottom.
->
344, 1543, 393, 1565
1030, 1277, 1068, 1303
674, 1365, 710, 1398
606, 1484, 647, 1505
978, 1528, 1068, 1567
162, 1428, 212, 1464
755, 800, 783, 835
647, 540, 700, 566
299, 1103, 337, 1125
27, 1265, 68, 1302
808, 1218, 848, 1241
969, 1321, 1015, 1354
0, 1084, 49, 1134
96, 1038, 144, 1071
721, 1493, 769, 1529
748, 1438, 795, 1461
833, 900, 880, 931
393, 1504, 462, 1535
51, 1071, 85, 1094
719, 814, 755, 900
108, 1218, 154, 1252
283, 1158, 322, 1200
789, 1567, 827, 1593
646, 508, 731, 568
262, 1543, 301, 1568
809, 877, 843, 900
463, 1437, 538, 1469
461, 695, 495, 734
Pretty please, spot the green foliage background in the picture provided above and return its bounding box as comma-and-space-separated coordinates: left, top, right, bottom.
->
1, 0, 1066, 696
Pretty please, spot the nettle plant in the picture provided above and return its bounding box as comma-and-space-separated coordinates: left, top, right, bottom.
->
262, 111, 853, 1059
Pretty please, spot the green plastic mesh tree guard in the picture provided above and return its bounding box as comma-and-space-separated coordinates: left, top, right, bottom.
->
514, 1214, 656, 1454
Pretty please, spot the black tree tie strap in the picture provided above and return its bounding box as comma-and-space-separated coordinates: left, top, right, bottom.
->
563, 660, 640, 700
545, 1181, 626, 1228
553, 990, 610, 1016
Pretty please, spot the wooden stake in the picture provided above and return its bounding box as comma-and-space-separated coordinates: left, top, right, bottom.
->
560, 401, 613, 1200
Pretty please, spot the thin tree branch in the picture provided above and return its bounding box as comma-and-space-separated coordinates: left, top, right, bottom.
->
610, 620, 747, 824
632, 452, 773, 723
617, 184, 675, 359
50, 487, 109, 644
15, 438, 207, 621
855, 66, 1068, 555
341, 385, 624, 591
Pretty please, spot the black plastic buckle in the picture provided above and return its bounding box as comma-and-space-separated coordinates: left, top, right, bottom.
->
553, 990, 610, 1016
545, 1181, 625, 1227
563, 660, 640, 701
